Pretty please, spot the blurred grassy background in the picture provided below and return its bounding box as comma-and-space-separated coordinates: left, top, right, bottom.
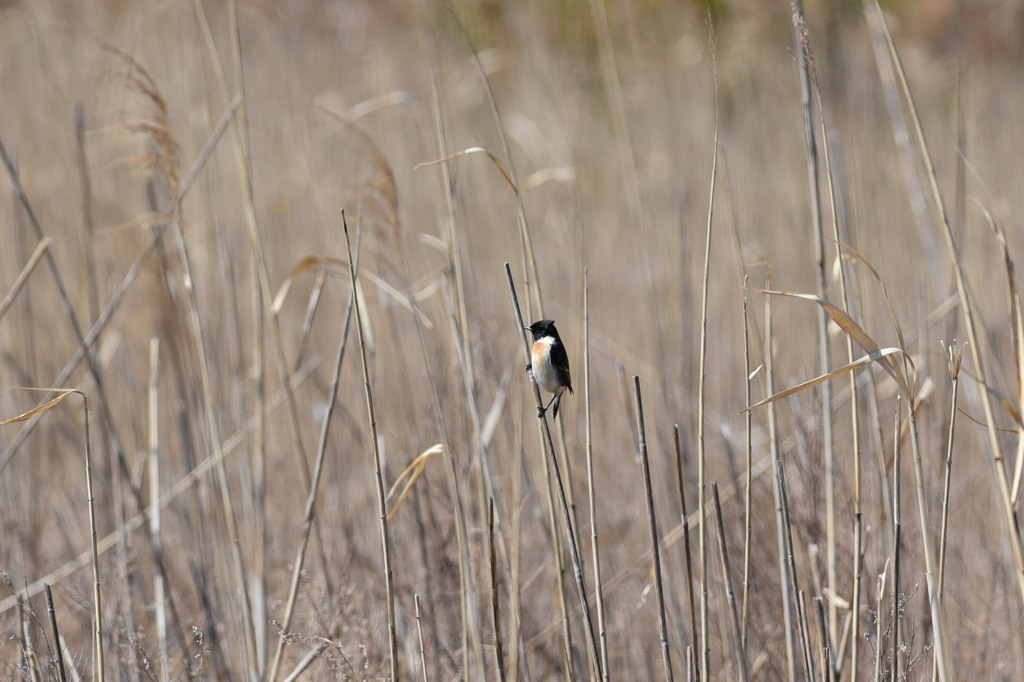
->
1, 0, 1023, 679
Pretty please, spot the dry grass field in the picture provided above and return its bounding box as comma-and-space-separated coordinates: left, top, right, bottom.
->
2, 0, 1024, 679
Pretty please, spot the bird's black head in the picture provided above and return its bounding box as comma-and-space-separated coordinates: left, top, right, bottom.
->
526, 319, 558, 339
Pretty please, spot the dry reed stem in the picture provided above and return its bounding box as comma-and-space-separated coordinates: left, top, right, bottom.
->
18, 597, 40, 682
874, 566, 886, 681
673, 426, 700, 680
73, 104, 99, 325
696, 54, 720, 682
891, 399, 902, 682
778, 457, 812, 682
58, 634, 82, 682
80, 394, 104, 682
764, 271, 797, 682
544, 423, 576, 678
633, 376, 674, 682
584, 269, 610, 681
801, 13, 863, 674
0, 236, 50, 324
45, 584, 67, 682
505, 262, 602, 680
344, 211, 399, 680
711, 482, 747, 681
280, 641, 329, 682
789, 6, 838, 649
438, 285, 485, 682
933, 342, 963, 681
148, 339, 169, 682
906, 399, 949, 679
814, 597, 831, 682
741, 279, 752, 651
488, 499, 508, 682
414, 595, 427, 682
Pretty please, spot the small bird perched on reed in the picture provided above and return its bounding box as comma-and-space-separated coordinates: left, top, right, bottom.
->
526, 319, 573, 420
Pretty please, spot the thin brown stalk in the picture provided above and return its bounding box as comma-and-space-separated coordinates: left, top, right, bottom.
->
59, 634, 82, 682
674, 426, 700, 680
584, 270, 610, 681
874, 568, 887, 682
891, 399, 902, 682
149, 339, 169, 682
797, 591, 816, 681
711, 482, 748, 681
765, 273, 797, 682
741, 279, 753, 650
438, 284, 485, 682
415, 595, 428, 682
45, 585, 67, 682
546, 437, 576, 679
696, 59, 720, 682
488, 499, 508, 682
18, 598, 40, 682
779, 461, 813, 682
790, 3, 837, 647
815, 597, 831, 682
81, 395, 104, 682
906, 398, 949, 678
633, 377, 674, 682
73, 104, 99, 325
803, 14, 863, 675
292, 269, 326, 371
934, 342, 963, 681
345, 212, 399, 680
505, 262, 602, 679
280, 641, 330, 682
0, 236, 49, 324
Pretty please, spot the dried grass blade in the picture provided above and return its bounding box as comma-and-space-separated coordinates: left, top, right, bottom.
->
271, 256, 346, 314
753, 288, 912, 396
415, 146, 515, 190
0, 237, 50, 323
744, 348, 909, 413
978, 201, 1024, 503
0, 388, 80, 425
829, 238, 907, 352
386, 444, 445, 520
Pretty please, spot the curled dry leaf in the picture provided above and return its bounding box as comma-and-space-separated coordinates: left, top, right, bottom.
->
386, 444, 447, 520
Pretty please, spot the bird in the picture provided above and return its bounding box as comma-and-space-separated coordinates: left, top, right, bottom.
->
525, 319, 573, 420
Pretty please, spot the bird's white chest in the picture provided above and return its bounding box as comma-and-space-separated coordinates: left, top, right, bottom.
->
531, 337, 561, 394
